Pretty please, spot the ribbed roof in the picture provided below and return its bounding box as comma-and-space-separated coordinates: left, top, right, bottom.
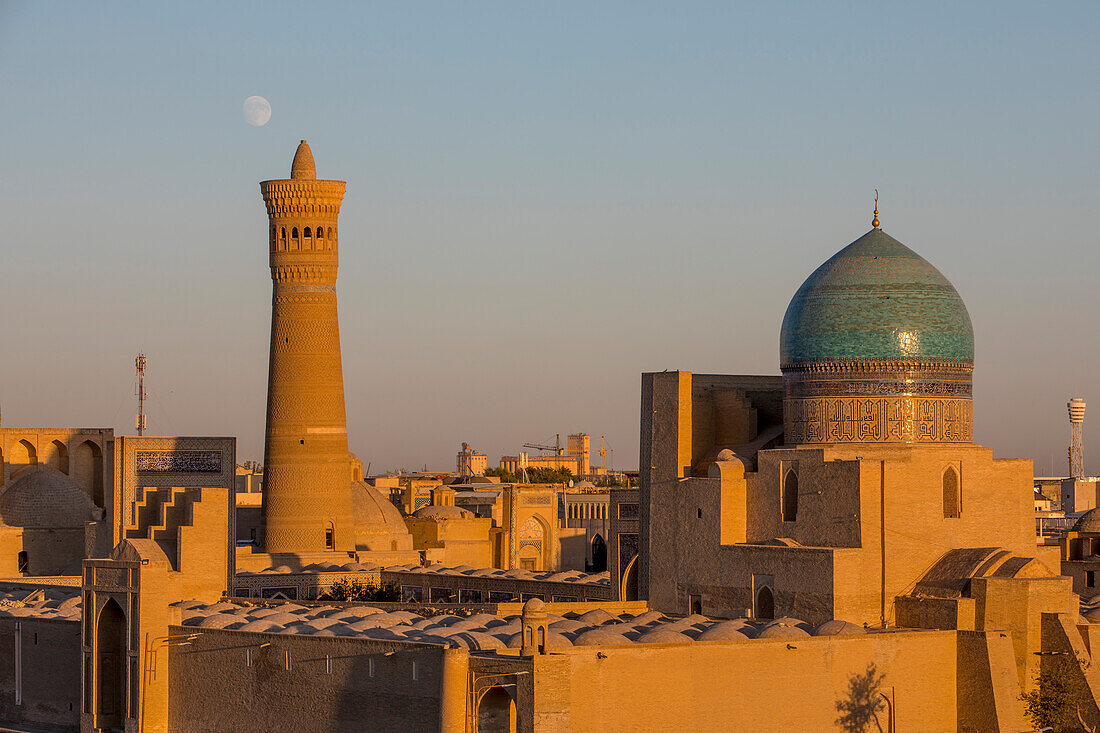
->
780, 228, 974, 363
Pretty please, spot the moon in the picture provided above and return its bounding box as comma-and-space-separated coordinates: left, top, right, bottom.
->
243, 96, 271, 127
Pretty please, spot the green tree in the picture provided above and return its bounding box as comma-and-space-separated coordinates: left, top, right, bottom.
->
835, 664, 887, 733
527, 466, 573, 484
484, 467, 515, 482
318, 578, 399, 603
1020, 655, 1096, 733
484, 466, 574, 484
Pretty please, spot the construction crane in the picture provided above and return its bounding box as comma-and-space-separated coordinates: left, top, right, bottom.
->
523, 434, 564, 456
598, 436, 614, 473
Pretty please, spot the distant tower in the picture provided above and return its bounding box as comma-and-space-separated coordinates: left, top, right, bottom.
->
134, 352, 147, 436
1069, 397, 1086, 478
260, 141, 355, 554
567, 433, 591, 476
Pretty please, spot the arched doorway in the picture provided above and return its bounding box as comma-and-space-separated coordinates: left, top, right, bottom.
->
96, 599, 126, 731
518, 515, 547, 571
755, 586, 775, 620
621, 556, 639, 602
591, 534, 607, 573
478, 686, 517, 733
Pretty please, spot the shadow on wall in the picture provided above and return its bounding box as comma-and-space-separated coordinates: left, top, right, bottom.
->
171, 633, 448, 733
478, 686, 517, 732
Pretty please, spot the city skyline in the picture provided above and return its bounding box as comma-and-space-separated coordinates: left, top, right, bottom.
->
2, 2, 1098, 473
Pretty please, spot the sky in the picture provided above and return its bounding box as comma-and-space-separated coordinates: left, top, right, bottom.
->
1, 2, 1098, 474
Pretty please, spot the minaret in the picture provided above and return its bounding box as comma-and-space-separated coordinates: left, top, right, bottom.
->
260, 141, 355, 554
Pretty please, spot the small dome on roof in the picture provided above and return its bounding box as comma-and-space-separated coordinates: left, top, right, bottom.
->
290, 140, 316, 179
757, 622, 811, 640
637, 628, 694, 644
577, 608, 615, 625
813, 620, 866, 636
412, 505, 474, 520
1073, 509, 1100, 533
351, 481, 404, 526
573, 628, 633, 646
351, 480, 413, 551
697, 622, 752, 641
450, 632, 505, 651
0, 466, 101, 527
197, 614, 246, 630
505, 630, 572, 650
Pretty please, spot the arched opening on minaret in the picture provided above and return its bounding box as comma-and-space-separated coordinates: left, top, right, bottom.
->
292, 227, 299, 249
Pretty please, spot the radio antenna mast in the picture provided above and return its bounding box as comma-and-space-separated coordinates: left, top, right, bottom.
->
135, 353, 147, 436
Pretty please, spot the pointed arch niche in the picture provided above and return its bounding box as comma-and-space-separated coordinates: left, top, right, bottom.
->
781, 467, 798, 522
942, 465, 961, 518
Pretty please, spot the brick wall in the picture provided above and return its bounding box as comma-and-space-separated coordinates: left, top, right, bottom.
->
0, 617, 80, 731
167, 628, 449, 733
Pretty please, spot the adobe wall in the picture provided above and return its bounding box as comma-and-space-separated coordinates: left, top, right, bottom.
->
22, 528, 87, 575
405, 516, 493, 567
1062, 557, 1100, 599
167, 628, 458, 733
382, 570, 610, 604
956, 630, 1030, 732
236, 504, 261, 544
533, 631, 958, 732
0, 617, 80, 732
658, 475, 841, 619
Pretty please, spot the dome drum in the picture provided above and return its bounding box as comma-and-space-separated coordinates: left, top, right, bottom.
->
782, 367, 973, 444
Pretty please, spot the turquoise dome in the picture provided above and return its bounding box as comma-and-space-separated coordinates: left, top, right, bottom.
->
780, 228, 973, 363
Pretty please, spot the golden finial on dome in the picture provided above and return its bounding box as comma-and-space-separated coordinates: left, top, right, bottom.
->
872, 189, 880, 228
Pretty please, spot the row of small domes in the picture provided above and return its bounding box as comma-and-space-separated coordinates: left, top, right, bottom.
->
175, 600, 866, 648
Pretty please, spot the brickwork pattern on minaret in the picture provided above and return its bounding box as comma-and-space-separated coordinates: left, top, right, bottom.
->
259, 141, 356, 554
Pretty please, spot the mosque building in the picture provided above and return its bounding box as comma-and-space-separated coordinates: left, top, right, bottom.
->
2, 144, 1099, 732
635, 208, 1043, 630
